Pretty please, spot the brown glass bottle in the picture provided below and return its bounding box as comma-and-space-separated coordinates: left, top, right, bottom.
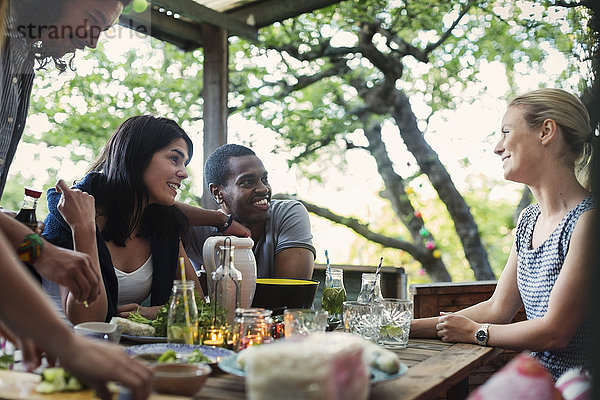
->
15, 188, 42, 231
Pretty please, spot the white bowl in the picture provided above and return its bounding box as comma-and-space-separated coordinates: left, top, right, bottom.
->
74, 322, 122, 343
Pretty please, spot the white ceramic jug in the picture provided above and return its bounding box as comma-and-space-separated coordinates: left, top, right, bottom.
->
202, 236, 257, 308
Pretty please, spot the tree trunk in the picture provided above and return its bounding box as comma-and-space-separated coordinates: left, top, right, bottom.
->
391, 90, 496, 280
362, 120, 451, 281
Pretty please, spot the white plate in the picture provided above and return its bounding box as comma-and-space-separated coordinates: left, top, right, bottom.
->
218, 353, 408, 383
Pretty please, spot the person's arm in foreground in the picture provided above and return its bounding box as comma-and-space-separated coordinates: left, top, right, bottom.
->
0, 212, 100, 304
53, 180, 108, 324
428, 210, 595, 351
176, 201, 250, 237
0, 230, 152, 400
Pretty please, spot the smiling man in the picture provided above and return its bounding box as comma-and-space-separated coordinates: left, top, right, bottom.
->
0, 0, 129, 199
183, 144, 316, 279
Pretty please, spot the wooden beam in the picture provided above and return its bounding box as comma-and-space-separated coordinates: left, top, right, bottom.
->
228, 0, 343, 28
152, 0, 258, 41
201, 24, 229, 209
119, 9, 204, 50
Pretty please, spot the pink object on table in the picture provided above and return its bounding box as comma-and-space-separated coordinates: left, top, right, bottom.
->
555, 368, 591, 400
467, 352, 563, 400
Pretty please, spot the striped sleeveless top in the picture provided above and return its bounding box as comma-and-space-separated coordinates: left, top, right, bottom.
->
515, 195, 597, 380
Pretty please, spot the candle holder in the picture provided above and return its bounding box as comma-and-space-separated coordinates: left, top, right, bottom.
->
202, 325, 228, 347
232, 308, 273, 352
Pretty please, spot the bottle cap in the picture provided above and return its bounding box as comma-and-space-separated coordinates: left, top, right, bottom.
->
24, 188, 42, 198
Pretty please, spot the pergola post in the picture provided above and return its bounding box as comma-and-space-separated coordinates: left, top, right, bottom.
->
201, 24, 229, 209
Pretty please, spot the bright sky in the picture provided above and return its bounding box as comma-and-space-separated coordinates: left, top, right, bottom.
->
8, 11, 585, 266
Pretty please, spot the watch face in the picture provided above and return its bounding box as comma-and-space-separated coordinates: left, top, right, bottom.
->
476, 330, 486, 342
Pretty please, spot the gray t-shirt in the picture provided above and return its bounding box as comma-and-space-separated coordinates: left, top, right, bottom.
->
185, 200, 316, 277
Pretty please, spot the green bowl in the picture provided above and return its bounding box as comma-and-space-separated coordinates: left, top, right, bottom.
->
251, 278, 319, 314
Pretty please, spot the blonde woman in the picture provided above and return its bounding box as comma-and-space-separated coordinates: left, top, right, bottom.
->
411, 88, 597, 380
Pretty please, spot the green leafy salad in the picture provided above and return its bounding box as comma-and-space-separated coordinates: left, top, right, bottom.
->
35, 368, 85, 394
126, 290, 226, 337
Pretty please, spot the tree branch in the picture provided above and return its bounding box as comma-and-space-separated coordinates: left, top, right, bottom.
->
231, 59, 350, 113
425, 0, 477, 54
273, 194, 421, 254
550, 0, 590, 8
268, 41, 360, 63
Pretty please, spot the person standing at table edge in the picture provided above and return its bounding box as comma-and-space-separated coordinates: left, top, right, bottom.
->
411, 88, 598, 381
181, 144, 316, 280
0, 0, 125, 305
1, 0, 130, 200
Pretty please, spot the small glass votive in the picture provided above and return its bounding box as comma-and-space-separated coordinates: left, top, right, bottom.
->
203, 325, 228, 347
283, 309, 328, 338
342, 301, 382, 343
232, 308, 274, 352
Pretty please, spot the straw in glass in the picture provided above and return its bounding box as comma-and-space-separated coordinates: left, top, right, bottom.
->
369, 257, 384, 302
179, 257, 193, 344
325, 250, 332, 288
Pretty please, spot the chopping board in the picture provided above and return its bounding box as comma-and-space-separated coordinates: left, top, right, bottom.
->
0, 370, 187, 400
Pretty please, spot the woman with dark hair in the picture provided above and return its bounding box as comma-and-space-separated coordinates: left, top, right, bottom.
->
42, 115, 202, 324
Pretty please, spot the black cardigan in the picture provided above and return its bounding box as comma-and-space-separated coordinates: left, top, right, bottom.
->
43, 172, 178, 321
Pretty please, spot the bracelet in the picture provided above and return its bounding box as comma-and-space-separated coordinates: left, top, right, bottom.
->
217, 214, 234, 233
17, 234, 44, 264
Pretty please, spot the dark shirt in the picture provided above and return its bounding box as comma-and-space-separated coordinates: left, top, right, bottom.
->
42, 172, 179, 322
0, 10, 35, 199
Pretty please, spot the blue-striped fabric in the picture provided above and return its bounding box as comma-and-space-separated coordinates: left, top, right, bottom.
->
0, 8, 36, 199
516, 195, 597, 380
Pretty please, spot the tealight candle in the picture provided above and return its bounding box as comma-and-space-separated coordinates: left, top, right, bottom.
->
238, 334, 273, 351
203, 327, 226, 347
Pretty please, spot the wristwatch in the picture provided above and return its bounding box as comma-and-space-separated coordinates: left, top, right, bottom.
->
475, 323, 491, 346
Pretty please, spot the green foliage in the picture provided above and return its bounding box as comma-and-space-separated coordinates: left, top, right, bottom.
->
343, 175, 516, 283
230, 0, 581, 171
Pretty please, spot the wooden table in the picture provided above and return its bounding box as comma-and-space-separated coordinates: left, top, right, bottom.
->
0, 339, 501, 400
196, 338, 502, 400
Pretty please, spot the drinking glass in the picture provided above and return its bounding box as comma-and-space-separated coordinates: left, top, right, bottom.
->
283, 309, 328, 337
342, 301, 382, 343
378, 299, 412, 349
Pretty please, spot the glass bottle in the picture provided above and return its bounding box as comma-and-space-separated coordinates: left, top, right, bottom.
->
321, 267, 346, 320
167, 280, 199, 344
232, 308, 273, 352
357, 273, 384, 304
212, 239, 242, 327
15, 188, 42, 231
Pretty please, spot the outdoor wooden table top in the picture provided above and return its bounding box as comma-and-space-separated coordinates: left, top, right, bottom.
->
195, 338, 503, 400
0, 338, 502, 400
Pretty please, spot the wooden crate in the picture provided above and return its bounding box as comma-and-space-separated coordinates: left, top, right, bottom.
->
409, 281, 526, 322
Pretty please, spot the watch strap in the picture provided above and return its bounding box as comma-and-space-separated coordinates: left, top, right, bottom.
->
217, 214, 234, 233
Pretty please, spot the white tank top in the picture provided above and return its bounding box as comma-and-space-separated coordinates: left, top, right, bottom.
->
114, 255, 153, 306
